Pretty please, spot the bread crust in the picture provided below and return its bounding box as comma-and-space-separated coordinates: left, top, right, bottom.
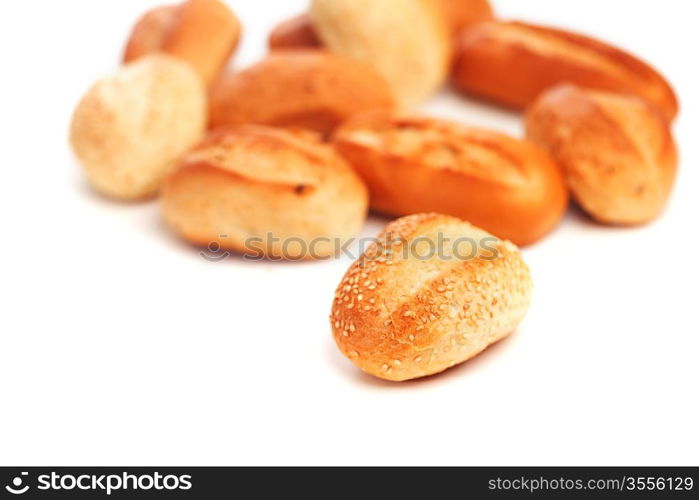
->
332, 113, 568, 246
331, 213, 532, 381
268, 13, 321, 50
209, 50, 394, 136
453, 21, 679, 121
440, 0, 494, 34
525, 84, 678, 225
70, 54, 207, 200
269, 1, 494, 51
161, 126, 369, 259
309, 0, 451, 108
123, 0, 241, 86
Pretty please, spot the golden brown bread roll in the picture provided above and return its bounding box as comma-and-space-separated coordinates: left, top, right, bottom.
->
161, 126, 369, 259
268, 13, 322, 50
440, 0, 494, 34
309, 0, 451, 108
525, 84, 678, 225
269, 1, 493, 51
452, 21, 679, 121
70, 54, 207, 200
332, 113, 568, 246
123, 0, 241, 86
209, 50, 394, 136
331, 213, 533, 381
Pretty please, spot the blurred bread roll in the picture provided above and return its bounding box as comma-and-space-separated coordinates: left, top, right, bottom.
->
268, 13, 321, 50
161, 126, 369, 260
209, 50, 394, 136
269, 1, 494, 51
453, 21, 679, 121
331, 213, 533, 381
440, 0, 494, 34
332, 113, 568, 246
70, 54, 206, 200
309, 0, 451, 108
525, 84, 678, 225
123, 0, 241, 86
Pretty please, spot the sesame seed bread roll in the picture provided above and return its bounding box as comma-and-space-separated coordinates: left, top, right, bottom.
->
70, 54, 207, 200
161, 126, 369, 260
268, 13, 322, 51
525, 84, 678, 225
331, 213, 533, 381
209, 51, 394, 136
309, 0, 451, 108
452, 21, 679, 121
123, 0, 241, 86
332, 113, 568, 246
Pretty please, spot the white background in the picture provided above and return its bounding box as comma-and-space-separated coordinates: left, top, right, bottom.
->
1, 0, 697, 466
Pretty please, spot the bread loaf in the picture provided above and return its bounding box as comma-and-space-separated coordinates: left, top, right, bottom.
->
525, 84, 678, 225
70, 54, 207, 200
309, 0, 451, 108
161, 126, 369, 259
123, 0, 241, 86
209, 50, 394, 136
332, 113, 568, 246
331, 213, 533, 381
453, 21, 679, 121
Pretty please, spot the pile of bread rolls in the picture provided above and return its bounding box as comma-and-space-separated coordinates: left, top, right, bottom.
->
69, 0, 678, 382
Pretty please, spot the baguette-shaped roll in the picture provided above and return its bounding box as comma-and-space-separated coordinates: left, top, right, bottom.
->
268, 13, 321, 50
161, 126, 368, 260
209, 51, 393, 136
331, 213, 532, 381
123, 0, 241, 86
525, 84, 678, 225
70, 54, 206, 200
269, 1, 493, 51
310, 0, 451, 108
453, 21, 679, 121
332, 113, 568, 246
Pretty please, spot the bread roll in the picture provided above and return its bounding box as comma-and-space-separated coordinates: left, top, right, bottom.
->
123, 0, 241, 86
453, 21, 679, 121
440, 0, 494, 34
332, 113, 568, 246
525, 84, 678, 225
161, 126, 369, 259
309, 0, 451, 108
209, 50, 394, 136
269, 1, 493, 51
268, 13, 321, 50
70, 54, 207, 200
331, 213, 532, 381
